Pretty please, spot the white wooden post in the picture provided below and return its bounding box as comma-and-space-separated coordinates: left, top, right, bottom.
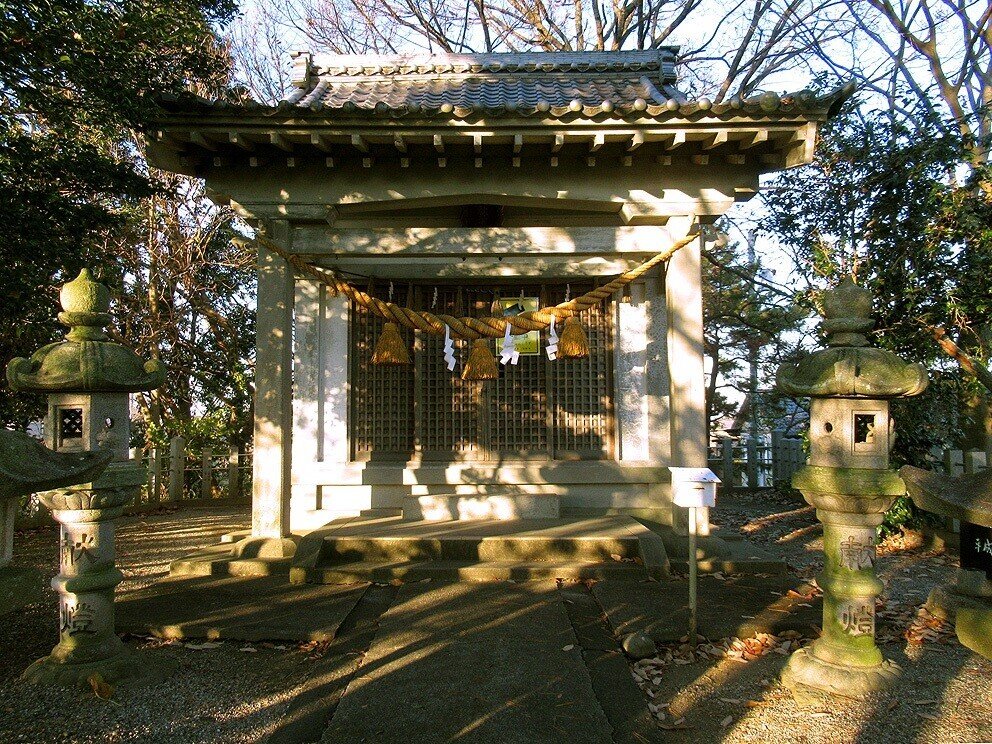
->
250, 221, 296, 554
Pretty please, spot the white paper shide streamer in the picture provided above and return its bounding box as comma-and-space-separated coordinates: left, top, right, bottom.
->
546, 319, 559, 360
443, 324, 457, 371
500, 323, 520, 366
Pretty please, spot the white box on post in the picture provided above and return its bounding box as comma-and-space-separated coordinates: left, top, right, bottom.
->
668, 467, 720, 645
669, 467, 720, 508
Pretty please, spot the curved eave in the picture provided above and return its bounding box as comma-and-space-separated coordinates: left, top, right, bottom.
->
146, 84, 851, 180
155, 83, 852, 123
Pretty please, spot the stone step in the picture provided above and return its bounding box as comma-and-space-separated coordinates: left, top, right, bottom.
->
402, 493, 560, 521
288, 516, 670, 585
312, 533, 642, 564
170, 544, 293, 578
291, 559, 649, 584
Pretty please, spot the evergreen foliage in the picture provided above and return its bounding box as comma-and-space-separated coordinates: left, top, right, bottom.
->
0, 0, 236, 427
762, 102, 992, 465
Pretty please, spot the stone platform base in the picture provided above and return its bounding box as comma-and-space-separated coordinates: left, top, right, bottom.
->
22, 648, 176, 689
925, 584, 992, 621
170, 535, 298, 578
402, 493, 560, 521
290, 515, 669, 584
656, 527, 789, 575
954, 603, 992, 660
782, 647, 900, 704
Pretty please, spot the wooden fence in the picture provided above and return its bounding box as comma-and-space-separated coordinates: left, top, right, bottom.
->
15, 437, 252, 529
940, 448, 989, 476
708, 430, 806, 491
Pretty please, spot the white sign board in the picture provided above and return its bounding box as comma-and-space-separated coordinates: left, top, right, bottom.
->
668, 467, 720, 508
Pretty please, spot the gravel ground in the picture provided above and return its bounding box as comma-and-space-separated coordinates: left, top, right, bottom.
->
0, 506, 325, 744
2, 497, 990, 744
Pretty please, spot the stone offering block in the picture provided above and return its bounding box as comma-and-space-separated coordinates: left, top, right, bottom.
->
961, 522, 992, 580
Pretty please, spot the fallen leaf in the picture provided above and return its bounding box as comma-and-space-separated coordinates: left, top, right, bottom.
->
562, 645, 575, 651
185, 641, 222, 650
87, 673, 113, 700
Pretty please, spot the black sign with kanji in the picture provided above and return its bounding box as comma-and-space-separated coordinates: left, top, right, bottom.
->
961, 522, 992, 579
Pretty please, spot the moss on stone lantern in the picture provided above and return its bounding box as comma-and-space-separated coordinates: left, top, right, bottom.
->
776, 277, 927, 702
6, 268, 171, 687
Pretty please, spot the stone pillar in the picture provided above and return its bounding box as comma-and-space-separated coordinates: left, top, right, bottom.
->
0, 497, 14, 569
615, 280, 649, 463
665, 222, 708, 533
168, 435, 185, 502
244, 221, 297, 557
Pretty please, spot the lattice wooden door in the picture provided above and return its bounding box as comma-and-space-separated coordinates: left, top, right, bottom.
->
350, 284, 613, 462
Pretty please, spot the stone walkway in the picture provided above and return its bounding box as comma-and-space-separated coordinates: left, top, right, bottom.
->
114, 574, 674, 742
111, 568, 820, 743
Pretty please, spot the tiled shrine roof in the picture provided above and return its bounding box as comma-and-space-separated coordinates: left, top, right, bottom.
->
285, 50, 681, 120
156, 50, 850, 123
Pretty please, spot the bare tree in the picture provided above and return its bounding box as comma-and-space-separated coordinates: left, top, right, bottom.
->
228, 4, 294, 103
244, 0, 854, 99
104, 172, 257, 452
829, 0, 992, 162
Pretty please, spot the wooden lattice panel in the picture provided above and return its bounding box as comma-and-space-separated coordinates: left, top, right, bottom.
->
489, 291, 549, 457
549, 286, 614, 459
350, 291, 415, 460
420, 288, 483, 460
348, 283, 614, 461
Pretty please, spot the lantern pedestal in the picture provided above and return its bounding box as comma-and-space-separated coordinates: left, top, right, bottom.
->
23, 463, 174, 688
781, 466, 906, 702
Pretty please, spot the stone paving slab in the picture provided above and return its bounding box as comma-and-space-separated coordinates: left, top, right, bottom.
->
116, 575, 368, 642
369, 581, 576, 650
593, 575, 821, 643
323, 582, 613, 743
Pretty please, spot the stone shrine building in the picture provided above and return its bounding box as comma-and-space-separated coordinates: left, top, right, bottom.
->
147, 50, 843, 563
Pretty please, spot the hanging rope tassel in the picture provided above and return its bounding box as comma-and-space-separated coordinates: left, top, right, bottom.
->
371, 281, 412, 365
371, 321, 411, 365
558, 316, 589, 359
462, 338, 499, 380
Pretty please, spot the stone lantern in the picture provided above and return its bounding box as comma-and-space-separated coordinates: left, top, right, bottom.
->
776, 278, 927, 701
6, 268, 168, 686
